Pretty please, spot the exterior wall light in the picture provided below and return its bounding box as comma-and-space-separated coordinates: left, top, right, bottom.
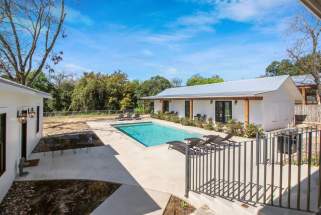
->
17, 110, 28, 123
210, 100, 213, 104
28, 108, 36, 118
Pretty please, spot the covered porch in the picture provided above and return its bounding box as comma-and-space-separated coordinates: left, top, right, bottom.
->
150, 96, 263, 128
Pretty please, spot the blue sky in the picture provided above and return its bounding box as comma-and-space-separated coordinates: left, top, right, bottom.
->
55, 0, 303, 82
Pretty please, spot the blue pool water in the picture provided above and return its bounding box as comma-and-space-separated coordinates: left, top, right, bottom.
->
113, 122, 201, 147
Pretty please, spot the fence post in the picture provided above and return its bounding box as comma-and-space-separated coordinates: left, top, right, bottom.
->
185, 142, 191, 198
256, 132, 260, 165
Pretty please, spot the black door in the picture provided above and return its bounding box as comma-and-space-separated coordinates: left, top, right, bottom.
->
215, 101, 232, 123
21, 122, 27, 159
162, 100, 169, 113
185, 100, 190, 118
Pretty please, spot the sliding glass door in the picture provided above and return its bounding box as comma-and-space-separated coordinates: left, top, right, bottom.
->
215, 101, 232, 123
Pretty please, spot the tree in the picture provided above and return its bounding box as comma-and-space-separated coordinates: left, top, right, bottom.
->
171, 78, 182, 87
0, 0, 66, 86
70, 71, 138, 111
287, 13, 321, 103
138, 75, 172, 97
265, 59, 300, 77
186, 74, 224, 86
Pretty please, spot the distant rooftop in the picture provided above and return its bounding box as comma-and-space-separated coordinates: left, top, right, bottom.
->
291, 74, 320, 87
143, 75, 291, 100
0, 77, 52, 98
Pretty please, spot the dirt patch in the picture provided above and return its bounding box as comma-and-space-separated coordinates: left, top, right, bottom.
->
163, 195, 195, 215
43, 115, 116, 136
33, 131, 104, 153
0, 180, 120, 215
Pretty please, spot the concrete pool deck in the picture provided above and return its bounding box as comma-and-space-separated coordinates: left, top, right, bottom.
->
16, 118, 244, 214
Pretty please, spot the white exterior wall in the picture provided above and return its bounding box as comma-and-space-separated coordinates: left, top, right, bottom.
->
154, 100, 162, 113
169, 100, 185, 118
0, 91, 44, 202
261, 83, 295, 131
193, 100, 215, 120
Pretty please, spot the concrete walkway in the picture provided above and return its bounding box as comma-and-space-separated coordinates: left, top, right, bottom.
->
18, 119, 236, 214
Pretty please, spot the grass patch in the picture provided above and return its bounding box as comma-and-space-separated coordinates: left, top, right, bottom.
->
0, 180, 120, 215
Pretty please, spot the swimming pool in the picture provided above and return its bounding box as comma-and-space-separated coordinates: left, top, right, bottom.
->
113, 122, 201, 147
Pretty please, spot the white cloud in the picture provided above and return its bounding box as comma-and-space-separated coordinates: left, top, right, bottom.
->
141, 49, 154, 57
65, 6, 94, 26
216, 0, 292, 22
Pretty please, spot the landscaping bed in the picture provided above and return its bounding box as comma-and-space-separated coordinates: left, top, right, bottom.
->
33, 131, 104, 153
0, 180, 120, 215
163, 195, 195, 215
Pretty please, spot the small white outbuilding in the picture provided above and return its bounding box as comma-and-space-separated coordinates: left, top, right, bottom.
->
0, 77, 51, 201
143, 75, 302, 131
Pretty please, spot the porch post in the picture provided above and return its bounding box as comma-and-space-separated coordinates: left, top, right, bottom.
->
189, 99, 193, 120
301, 87, 306, 105
244, 99, 249, 128
160, 100, 164, 113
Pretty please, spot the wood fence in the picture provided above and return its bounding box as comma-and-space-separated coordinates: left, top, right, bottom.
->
295, 105, 321, 123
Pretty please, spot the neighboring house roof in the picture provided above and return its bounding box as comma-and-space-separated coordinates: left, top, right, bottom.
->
143, 75, 300, 100
300, 0, 321, 19
0, 77, 52, 99
291, 74, 319, 87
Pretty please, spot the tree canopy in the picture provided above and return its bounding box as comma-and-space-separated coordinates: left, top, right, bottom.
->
186, 74, 224, 86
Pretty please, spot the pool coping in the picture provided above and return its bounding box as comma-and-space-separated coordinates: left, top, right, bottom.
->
105, 118, 251, 150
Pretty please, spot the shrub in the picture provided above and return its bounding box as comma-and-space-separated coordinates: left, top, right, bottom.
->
194, 119, 204, 128
225, 119, 244, 136
214, 122, 224, 132
244, 123, 263, 138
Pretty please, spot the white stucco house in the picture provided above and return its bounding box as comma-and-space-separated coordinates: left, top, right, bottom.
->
0, 77, 51, 201
143, 75, 302, 131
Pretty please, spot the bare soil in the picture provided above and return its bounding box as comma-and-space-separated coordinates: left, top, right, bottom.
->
0, 180, 120, 215
163, 195, 195, 215
43, 115, 116, 136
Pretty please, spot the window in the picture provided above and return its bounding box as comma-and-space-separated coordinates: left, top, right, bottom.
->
162, 100, 169, 113
0, 113, 6, 176
36, 106, 40, 133
215, 101, 232, 123
185, 100, 190, 118
306, 88, 318, 104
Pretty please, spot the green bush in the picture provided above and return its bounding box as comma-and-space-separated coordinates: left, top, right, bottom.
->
214, 122, 224, 132
225, 119, 244, 136
244, 123, 263, 138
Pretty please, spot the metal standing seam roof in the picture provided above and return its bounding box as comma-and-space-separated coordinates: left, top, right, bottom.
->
0, 77, 52, 99
142, 75, 290, 99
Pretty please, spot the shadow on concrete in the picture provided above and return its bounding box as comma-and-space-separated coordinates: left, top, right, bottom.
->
21, 144, 163, 215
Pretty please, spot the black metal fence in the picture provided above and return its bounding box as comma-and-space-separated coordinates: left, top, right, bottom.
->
185, 127, 321, 212
43, 109, 131, 117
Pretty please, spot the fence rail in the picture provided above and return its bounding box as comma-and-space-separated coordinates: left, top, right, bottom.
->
295, 105, 321, 123
185, 127, 321, 212
43, 109, 133, 117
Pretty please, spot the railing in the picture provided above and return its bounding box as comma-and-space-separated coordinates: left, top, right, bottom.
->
185, 127, 321, 212
43, 109, 133, 117
295, 105, 321, 123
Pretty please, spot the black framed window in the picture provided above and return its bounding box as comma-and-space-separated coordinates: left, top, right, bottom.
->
0, 113, 6, 176
36, 106, 40, 133
185, 100, 190, 118
162, 100, 169, 113
215, 101, 232, 123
